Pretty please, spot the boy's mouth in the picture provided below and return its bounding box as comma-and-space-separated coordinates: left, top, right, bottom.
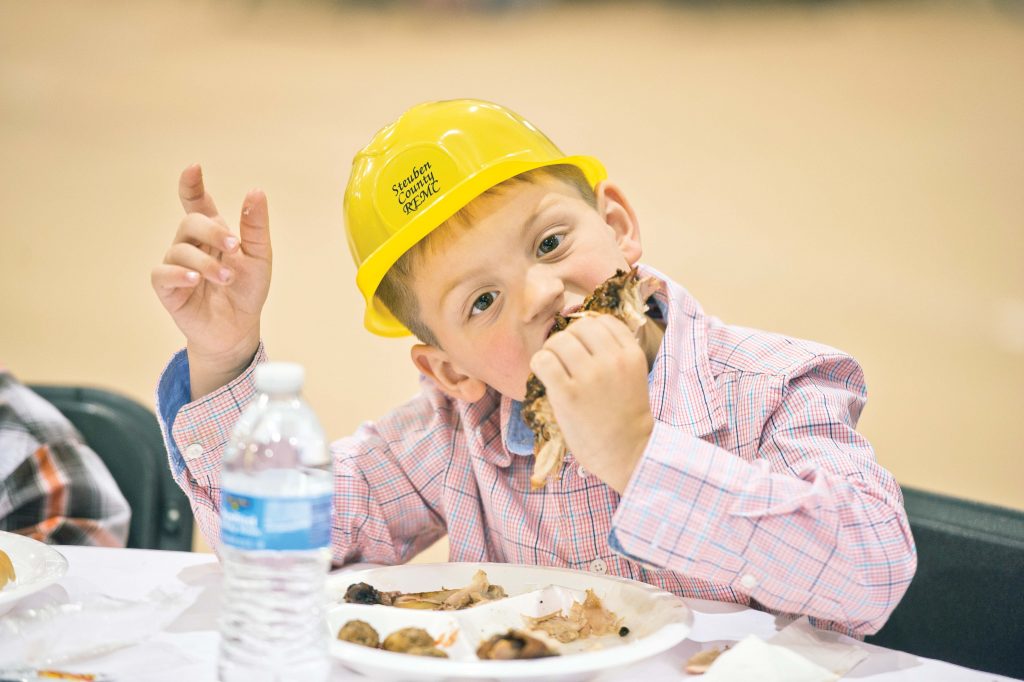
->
545, 305, 582, 339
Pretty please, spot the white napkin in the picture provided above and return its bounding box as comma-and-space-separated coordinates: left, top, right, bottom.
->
699, 617, 868, 682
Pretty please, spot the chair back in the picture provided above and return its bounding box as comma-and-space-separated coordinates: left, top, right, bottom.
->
28, 385, 193, 552
866, 487, 1024, 678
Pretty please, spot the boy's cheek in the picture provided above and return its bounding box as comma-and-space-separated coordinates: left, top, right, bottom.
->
466, 335, 533, 398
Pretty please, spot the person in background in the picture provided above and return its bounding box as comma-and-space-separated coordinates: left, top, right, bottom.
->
0, 368, 130, 546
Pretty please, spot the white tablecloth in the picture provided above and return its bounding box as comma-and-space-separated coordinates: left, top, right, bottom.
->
3, 546, 1014, 682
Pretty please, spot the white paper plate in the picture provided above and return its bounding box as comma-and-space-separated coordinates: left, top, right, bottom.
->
0, 531, 69, 616
325, 562, 692, 681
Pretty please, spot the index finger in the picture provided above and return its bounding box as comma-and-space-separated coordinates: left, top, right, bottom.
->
178, 163, 220, 218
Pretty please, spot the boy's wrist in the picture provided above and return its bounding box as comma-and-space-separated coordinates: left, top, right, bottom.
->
187, 335, 260, 400
601, 416, 653, 495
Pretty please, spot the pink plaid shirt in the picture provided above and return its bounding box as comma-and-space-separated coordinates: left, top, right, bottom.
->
156, 265, 915, 636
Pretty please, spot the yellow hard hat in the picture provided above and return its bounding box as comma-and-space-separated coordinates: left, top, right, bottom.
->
344, 99, 607, 337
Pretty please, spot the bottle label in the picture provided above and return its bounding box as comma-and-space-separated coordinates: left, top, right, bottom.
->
220, 491, 332, 551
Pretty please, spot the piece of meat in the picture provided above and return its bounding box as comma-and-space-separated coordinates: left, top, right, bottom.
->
523, 268, 660, 489
476, 629, 558, 660
347, 570, 507, 611
439, 569, 507, 610
523, 589, 624, 643
344, 581, 396, 606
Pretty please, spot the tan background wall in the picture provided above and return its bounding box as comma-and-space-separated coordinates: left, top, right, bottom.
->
2, 1, 1022, 559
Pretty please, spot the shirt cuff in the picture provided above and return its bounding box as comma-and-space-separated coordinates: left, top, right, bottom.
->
157, 344, 266, 482
155, 348, 192, 479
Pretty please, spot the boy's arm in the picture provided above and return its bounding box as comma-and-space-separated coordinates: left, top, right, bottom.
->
155, 346, 263, 548
609, 353, 916, 636
156, 350, 447, 563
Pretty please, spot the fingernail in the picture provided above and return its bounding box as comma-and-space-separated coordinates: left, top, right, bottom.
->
219, 267, 232, 283
224, 236, 239, 251
186, 270, 200, 282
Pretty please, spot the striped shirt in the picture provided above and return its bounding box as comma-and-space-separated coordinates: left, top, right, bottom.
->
156, 264, 915, 636
0, 371, 130, 546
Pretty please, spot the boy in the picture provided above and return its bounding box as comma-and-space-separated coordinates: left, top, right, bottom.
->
151, 99, 915, 636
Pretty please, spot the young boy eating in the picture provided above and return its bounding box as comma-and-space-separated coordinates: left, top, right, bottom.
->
151, 99, 915, 636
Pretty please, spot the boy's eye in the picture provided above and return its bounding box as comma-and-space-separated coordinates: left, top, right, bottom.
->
537, 234, 564, 256
470, 291, 498, 316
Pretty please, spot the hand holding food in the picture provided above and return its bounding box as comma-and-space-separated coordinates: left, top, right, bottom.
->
524, 268, 660, 490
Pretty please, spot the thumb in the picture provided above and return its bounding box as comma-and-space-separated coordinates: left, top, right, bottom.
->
238, 189, 271, 260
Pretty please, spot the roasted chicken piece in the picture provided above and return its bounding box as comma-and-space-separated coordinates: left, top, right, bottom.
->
523, 589, 624, 643
343, 569, 507, 611
476, 629, 558, 660
523, 268, 660, 489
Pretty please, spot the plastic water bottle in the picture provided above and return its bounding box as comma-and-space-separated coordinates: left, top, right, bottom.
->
217, 362, 333, 682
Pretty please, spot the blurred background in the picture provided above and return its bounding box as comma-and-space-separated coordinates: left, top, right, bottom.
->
1, 0, 1022, 558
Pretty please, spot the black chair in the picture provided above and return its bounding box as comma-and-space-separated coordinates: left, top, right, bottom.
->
865, 487, 1024, 678
28, 384, 193, 552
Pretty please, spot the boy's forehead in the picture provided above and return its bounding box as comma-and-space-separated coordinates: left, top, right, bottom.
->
410, 178, 580, 296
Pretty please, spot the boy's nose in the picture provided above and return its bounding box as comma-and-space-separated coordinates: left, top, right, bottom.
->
521, 266, 565, 324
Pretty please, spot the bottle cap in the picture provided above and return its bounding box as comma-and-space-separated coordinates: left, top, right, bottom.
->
254, 362, 305, 394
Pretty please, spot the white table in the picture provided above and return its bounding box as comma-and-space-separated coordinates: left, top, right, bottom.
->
2, 546, 1015, 682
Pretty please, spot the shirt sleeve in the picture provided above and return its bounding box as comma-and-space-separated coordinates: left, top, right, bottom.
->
0, 440, 131, 547
609, 353, 916, 636
154, 347, 448, 564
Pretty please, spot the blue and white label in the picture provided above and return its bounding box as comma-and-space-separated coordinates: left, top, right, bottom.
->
221, 490, 331, 550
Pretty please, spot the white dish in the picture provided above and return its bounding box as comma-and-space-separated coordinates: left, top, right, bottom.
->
0, 531, 69, 615
325, 562, 692, 682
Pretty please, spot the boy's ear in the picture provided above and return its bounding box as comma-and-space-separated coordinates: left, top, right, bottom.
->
410, 343, 488, 403
594, 181, 642, 265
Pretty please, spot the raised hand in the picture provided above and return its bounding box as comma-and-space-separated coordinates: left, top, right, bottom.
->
151, 164, 272, 398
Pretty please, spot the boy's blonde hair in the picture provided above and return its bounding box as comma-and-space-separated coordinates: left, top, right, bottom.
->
376, 164, 598, 347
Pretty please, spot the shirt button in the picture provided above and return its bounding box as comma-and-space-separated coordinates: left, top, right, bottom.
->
577, 465, 589, 478
184, 443, 204, 460
589, 558, 608, 574
740, 574, 758, 590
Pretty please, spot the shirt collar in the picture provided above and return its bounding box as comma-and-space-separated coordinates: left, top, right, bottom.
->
464, 264, 725, 468
641, 263, 726, 436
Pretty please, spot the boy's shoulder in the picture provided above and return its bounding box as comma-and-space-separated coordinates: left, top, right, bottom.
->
649, 266, 861, 382
705, 318, 860, 381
